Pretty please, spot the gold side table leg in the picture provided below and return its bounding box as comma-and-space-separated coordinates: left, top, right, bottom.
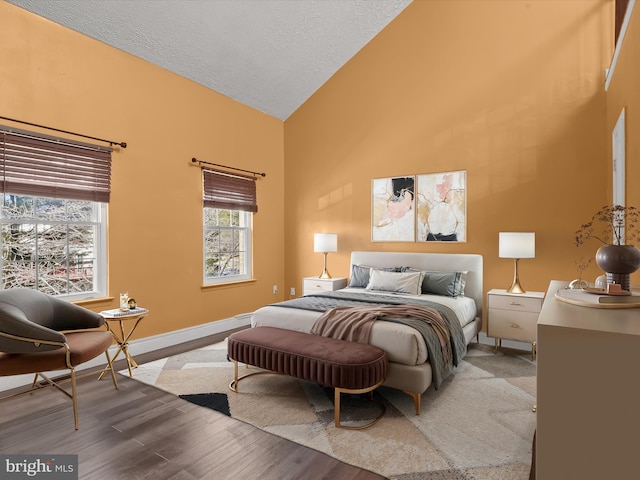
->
119, 320, 134, 377
98, 315, 145, 379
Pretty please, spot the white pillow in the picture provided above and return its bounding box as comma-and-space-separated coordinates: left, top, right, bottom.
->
366, 269, 423, 295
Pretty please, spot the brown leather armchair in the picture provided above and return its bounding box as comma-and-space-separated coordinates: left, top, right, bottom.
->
0, 288, 117, 429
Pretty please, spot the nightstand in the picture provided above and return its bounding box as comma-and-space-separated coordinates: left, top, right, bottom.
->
303, 277, 348, 295
487, 289, 544, 360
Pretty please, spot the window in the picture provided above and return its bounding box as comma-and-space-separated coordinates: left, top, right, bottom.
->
203, 207, 251, 283
0, 126, 111, 300
201, 168, 257, 285
0, 195, 106, 299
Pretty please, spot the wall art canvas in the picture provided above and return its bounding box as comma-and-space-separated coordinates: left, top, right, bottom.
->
416, 170, 466, 242
372, 176, 415, 242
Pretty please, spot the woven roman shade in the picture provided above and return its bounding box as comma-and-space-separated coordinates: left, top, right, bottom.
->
0, 126, 112, 203
203, 168, 258, 213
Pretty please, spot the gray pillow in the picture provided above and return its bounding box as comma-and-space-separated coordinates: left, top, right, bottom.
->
422, 271, 467, 297
348, 265, 402, 288
401, 267, 467, 297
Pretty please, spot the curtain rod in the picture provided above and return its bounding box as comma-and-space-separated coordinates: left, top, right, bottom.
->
191, 157, 266, 178
0, 115, 127, 148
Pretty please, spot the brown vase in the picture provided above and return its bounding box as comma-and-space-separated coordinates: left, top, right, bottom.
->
595, 244, 640, 291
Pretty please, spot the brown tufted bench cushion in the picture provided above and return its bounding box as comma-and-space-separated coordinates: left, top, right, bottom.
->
227, 326, 388, 429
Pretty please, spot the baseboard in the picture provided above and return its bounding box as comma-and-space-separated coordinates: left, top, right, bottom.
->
0, 313, 252, 393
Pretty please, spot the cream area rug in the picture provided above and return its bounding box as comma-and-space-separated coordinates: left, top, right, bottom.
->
124, 339, 536, 479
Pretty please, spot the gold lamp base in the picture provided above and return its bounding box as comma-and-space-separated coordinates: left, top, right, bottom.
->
319, 252, 332, 279
507, 258, 526, 294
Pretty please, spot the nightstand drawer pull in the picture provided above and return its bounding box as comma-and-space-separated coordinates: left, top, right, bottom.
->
510, 302, 524, 306
510, 324, 520, 328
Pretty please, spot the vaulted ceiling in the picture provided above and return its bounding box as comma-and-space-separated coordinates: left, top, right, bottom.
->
7, 0, 412, 120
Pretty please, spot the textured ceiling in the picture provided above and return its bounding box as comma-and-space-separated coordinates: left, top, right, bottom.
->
7, 0, 412, 120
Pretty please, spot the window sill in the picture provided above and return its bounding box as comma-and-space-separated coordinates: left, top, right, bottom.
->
201, 279, 257, 291
73, 296, 115, 308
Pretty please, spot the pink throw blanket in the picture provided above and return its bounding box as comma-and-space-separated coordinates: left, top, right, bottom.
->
311, 304, 452, 366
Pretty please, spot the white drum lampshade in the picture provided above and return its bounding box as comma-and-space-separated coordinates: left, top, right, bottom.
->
314, 233, 338, 279
499, 232, 535, 294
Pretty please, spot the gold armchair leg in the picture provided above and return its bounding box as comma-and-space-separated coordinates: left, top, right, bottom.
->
70, 368, 79, 430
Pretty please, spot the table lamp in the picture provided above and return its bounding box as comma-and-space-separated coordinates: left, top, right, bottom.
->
314, 233, 338, 279
499, 232, 535, 294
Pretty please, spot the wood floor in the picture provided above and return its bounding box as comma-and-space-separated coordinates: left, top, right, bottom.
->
0, 331, 385, 480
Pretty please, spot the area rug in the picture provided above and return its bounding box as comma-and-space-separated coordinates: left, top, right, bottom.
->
124, 339, 536, 479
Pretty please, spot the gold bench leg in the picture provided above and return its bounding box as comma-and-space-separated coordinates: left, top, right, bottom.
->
229, 359, 385, 430
334, 380, 385, 430
228, 359, 274, 392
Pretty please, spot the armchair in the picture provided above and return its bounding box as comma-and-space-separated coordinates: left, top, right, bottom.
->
0, 288, 117, 429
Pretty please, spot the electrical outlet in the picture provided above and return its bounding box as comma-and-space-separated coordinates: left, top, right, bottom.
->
290, 287, 296, 296
273, 285, 278, 294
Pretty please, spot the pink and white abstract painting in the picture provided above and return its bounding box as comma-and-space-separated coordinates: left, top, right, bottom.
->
416, 170, 466, 242
372, 176, 415, 242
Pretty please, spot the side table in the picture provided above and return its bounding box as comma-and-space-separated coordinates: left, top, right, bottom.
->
486, 289, 544, 360
98, 307, 148, 379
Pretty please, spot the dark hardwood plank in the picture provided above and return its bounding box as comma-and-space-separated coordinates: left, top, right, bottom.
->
0, 332, 386, 480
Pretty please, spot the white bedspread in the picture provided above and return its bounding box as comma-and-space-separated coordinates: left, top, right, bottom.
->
250, 288, 477, 366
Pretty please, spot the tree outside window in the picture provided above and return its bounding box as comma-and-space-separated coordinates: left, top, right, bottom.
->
0, 194, 106, 299
203, 207, 251, 283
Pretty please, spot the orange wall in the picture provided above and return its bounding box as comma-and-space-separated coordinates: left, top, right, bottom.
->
0, 0, 625, 340
0, 2, 286, 339
606, 4, 640, 208
284, 0, 614, 309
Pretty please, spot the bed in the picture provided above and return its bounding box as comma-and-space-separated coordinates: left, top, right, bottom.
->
251, 251, 483, 414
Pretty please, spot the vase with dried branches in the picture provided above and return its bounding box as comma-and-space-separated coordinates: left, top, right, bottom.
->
575, 205, 640, 291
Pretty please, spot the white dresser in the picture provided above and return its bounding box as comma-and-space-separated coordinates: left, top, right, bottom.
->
536, 280, 640, 479
302, 277, 347, 296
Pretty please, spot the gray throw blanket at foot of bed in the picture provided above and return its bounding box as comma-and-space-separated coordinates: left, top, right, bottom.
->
311, 304, 453, 366
311, 305, 465, 389
271, 291, 467, 389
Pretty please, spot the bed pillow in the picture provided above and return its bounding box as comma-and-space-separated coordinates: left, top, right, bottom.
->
365, 269, 423, 295
348, 265, 401, 288
422, 271, 467, 297
401, 268, 467, 297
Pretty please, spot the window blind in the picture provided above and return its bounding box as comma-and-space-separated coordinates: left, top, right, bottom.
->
0, 126, 112, 203
203, 168, 258, 213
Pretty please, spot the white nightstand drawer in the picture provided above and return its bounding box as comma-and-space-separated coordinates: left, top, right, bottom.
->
304, 279, 332, 293
487, 309, 538, 343
302, 277, 348, 295
488, 294, 543, 313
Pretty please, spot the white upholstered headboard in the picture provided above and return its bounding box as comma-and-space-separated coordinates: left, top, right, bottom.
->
350, 251, 484, 317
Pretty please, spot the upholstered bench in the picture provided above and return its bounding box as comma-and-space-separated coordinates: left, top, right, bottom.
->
227, 326, 388, 429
